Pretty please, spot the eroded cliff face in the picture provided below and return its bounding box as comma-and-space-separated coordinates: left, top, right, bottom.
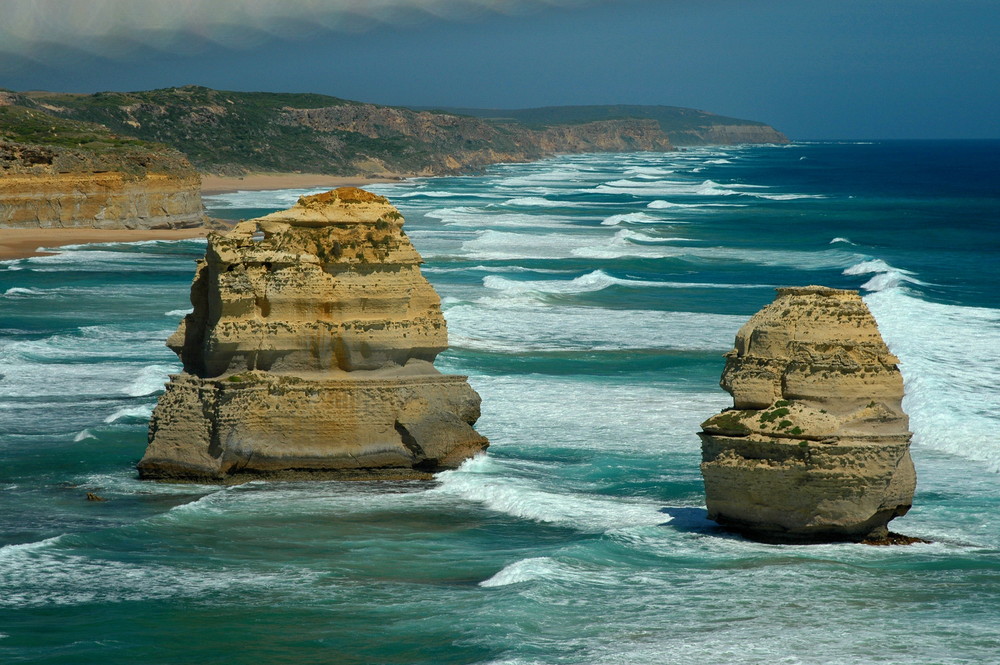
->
0, 139, 204, 229
699, 286, 915, 542
281, 105, 674, 175
139, 187, 487, 482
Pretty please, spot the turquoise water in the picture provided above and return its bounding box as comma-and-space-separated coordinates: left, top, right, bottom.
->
2, 142, 999, 664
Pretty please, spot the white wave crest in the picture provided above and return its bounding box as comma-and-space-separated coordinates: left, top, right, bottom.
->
647, 200, 707, 210
483, 270, 668, 296
502, 197, 559, 207
843, 259, 927, 292
104, 405, 153, 424
432, 456, 667, 533
601, 212, 660, 226
480, 557, 561, 588
124, 364, 174, 397
3, 287, 45, 297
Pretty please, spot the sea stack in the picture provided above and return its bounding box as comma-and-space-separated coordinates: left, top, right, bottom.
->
139, 187, 487, 482
699, 286, 915, 542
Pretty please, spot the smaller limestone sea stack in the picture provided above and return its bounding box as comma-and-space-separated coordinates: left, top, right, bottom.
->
699, 286, 915, 543
139, 187, 487, 482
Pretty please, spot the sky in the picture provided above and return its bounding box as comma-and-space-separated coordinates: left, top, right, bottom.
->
1, 0, 998, 139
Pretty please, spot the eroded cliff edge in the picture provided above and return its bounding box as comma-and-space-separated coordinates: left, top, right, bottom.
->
139, 187, 487, 482
0, 104, 204, 229
699, 286, 915, 542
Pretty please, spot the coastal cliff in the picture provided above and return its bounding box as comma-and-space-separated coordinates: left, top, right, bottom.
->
433, 104, 789, 147
139, 187, 487, 482
10, 87, 785, 177
0, 104, 204, 229
699, 286, 915, 542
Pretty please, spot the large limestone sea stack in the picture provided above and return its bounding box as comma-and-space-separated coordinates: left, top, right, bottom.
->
139, 187, 487, 481
699, 286, 915, 542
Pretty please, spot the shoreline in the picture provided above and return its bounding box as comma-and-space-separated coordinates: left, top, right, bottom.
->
0, 228, 211, 261
200, 172, 410, 195
1, 174, 415, 262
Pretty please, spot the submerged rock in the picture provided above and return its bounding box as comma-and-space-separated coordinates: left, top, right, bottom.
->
699, 286, 915, 542
139, 187, 487, 482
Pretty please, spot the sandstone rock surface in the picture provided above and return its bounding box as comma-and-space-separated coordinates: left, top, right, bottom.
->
139, 187, 487, 481
0, 116, 205, 229
699, 286, 915, 542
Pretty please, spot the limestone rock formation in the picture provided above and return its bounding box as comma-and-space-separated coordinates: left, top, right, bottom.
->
0, 105, 204, 229
0, 168, 204, 229
139, 187, 487, 481
699, 286, 915, 542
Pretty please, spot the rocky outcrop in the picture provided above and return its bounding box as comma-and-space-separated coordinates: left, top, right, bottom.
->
0, 111, 204, 229
699, 286, 915, 542
139, 187, 487, 482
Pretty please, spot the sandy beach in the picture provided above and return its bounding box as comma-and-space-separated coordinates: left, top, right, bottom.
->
200, 173, 407, 195
0, 228, 211, 261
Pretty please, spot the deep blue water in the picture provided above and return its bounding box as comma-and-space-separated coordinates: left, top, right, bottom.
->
1, 141, 999, 664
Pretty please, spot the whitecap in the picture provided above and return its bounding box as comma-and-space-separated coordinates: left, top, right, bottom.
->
600, 212, 661, 226
2, 287, 45, 297
502, 197, 560, 207
123, 364, 175, 397
104, 405, 153, 424
624, 166, 675, 177
483, 270, 667, 296
73, 429, 97, 443
647, 200, 708, 210
165, 308, 193, 317
432, 456, 668, 533
694, 180, 740, 196
749, 192, 826, 200
830, 237, 855, 245
480, 557, 561, 588
843, 259, 927, 291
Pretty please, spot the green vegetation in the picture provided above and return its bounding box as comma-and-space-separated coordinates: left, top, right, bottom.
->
0, 105, 161, 153
704, 410, 753, 435
17, 87, 370, 174
759, 407, 790, 424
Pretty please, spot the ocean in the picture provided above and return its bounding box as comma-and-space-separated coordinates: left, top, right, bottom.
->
1, 141, 999, 664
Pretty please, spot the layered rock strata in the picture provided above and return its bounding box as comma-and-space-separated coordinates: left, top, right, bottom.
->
0, 139, 204, 229
699, 286, 915, 542
139, 187, 487, 481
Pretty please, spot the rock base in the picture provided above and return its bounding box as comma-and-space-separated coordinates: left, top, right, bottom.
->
139, 372, 487, 482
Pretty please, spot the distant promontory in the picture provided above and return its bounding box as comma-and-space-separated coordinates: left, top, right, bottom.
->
2, 86, 788, 178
